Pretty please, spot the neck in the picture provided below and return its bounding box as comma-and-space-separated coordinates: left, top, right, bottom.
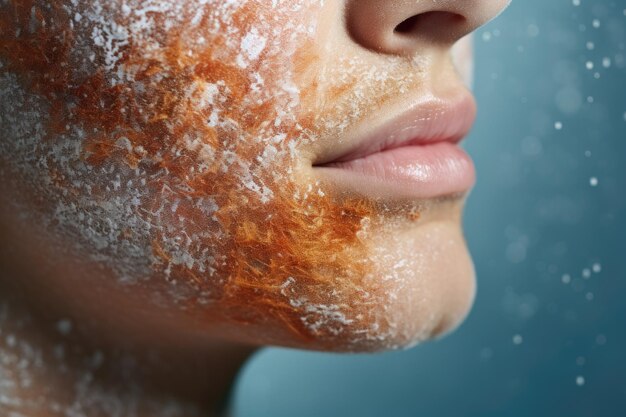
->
0, 290, 257, 417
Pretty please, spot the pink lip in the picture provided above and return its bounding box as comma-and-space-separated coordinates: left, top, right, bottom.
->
313, 93, 477, 200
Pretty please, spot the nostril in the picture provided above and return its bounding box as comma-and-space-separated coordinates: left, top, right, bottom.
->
393, 11, 467, 41
394, 14, 420, 34
347, 0, 481, 56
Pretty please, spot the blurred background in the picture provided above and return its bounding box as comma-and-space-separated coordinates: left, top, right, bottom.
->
233, 1, 626, 416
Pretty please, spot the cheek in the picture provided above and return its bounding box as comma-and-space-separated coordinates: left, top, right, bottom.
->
0, 1, 374, 348
0, 1, 468, 352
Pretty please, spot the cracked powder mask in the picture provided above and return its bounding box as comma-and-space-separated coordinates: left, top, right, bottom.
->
0, 0, 476, 352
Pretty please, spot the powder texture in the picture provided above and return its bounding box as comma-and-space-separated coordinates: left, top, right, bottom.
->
0, 0, 434, 351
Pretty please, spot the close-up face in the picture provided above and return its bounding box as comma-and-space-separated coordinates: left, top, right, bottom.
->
0, 0, 509, 352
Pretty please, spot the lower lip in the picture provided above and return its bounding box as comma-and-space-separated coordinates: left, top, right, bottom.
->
313, 142, 476, 200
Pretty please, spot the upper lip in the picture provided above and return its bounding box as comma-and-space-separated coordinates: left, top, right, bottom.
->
313, 91, 477, 166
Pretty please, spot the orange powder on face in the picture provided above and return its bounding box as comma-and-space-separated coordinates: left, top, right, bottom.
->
0, 0, 406, 350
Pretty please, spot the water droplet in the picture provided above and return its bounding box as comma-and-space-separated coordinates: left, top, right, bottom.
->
592, 19, 600, 28
602, 57, 611, 68
592, 263, 602, 273
576, 376, 585, 386
586, 61, 594, 70
555, 121, 563, 130
589, 177, 599, 187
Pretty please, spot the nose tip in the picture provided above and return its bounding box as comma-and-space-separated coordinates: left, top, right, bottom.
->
346, 0, 511, 55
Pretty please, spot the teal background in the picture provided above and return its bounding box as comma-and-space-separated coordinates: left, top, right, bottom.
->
234, 1, 626, 416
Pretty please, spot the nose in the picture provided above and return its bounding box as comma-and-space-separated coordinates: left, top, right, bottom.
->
346, 0, 510, 55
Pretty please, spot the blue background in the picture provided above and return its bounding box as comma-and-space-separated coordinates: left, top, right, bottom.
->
234, 1, 626, 416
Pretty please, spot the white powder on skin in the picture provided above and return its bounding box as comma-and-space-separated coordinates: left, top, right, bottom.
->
1, 0, 441, 360
237, 27, 268, 68
0, 300, 207, 416
0, 0, 464, 413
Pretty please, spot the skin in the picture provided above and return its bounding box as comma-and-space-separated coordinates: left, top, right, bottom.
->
0, 0, 510, 415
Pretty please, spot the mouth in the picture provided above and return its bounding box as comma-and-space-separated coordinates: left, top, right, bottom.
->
312, 92, 477, 201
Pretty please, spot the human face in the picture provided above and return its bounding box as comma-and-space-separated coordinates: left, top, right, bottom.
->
0, 0, 509, 352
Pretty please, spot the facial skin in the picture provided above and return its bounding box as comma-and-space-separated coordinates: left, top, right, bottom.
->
0, 0, 509, 357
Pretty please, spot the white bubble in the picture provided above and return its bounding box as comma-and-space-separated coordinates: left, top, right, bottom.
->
56, 319, 73, 336
602, 57, 611, 68
572, 0, 581, 5
623, 111, 626, 121
562, 274, 572, 284
576, 376, 585, 386
576, 356, 586, 366
586, 61, 594, 70
592, 263, 602, 273
586, 41, 595, 50
527, 24, 540, 37
587, 96, 594, 103
592, 19, 600, 28
589, 177, 599, 186
482, 31, 492, 42
596, 334, 607, 345
586, 292, 594, 301
513, 334, 523, 345
582, 268, 591, 279
584, 150, 592, 157
554, 121, 563, 130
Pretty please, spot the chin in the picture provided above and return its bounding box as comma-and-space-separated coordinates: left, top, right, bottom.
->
339, 219, 475, 353
229, 201, 477, 354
